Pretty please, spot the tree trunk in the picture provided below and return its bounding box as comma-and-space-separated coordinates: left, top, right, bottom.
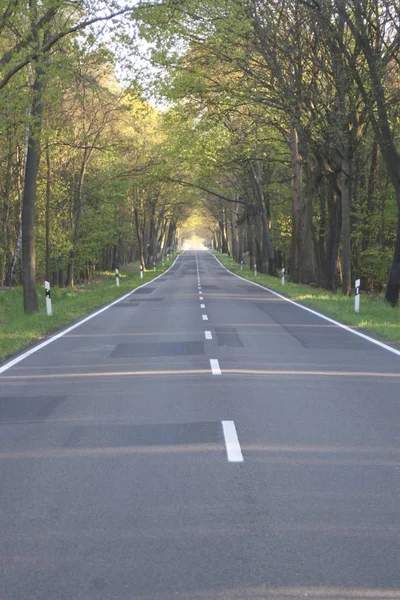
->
5, 114, 29, 286
291, 131, 316, 284
219, 219, 228, 253
45, 142, 51, 282
111, 244, 118, 271
246, 213, 254, 269
290, 122, 302, 281
147, 216, 157, 267
385, 201, 400, 307
161, 220, 170, 259
250, 159, 275, 275
4, 219, 22, 286
238, 221, 244, 263
340, 143, 351, 295
66, 149, 88, 287
134, 206, 146, 270
324, 173, 341, 291
1, 134, 13, 285
21, 61, 48, 313
317, 178, 327, 287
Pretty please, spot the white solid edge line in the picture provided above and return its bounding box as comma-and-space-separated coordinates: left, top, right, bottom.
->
222, 420, 243, 462
200, 304, 205, 308
0, 253, 184, 375
202, 314, 208, 321
205, 331, 212, 340
210, 358, 221, 375
209, 251, 400, 359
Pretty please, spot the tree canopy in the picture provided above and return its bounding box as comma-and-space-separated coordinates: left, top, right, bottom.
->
1, 0, 400, 310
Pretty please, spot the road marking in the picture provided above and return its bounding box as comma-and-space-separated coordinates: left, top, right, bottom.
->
199, 296, 204, 300
205, 331, 212, 340
0, 254, 183, 375
210, 252, 400, 359
200, 303, 205, 308
222, 421, 243, 462
202, 314, 208, 320
210, 359, 221, 375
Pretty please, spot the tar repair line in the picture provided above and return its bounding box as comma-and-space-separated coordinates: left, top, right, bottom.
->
205, 331, 213, 340
210, 359, 221, 375
195, 251, 201, 282
0, 253, 184, 375
210, 252, 400, 359
222, 421, 243, 462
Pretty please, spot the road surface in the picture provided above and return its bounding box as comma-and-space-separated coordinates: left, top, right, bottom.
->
1, 250, 400, 600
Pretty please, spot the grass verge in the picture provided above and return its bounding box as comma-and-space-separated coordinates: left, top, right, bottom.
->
213, 251, 400, 348
0, 257, 177, 364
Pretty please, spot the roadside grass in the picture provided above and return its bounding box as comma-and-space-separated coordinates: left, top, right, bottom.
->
0, 257, 177, 363
213, 251, 400, 348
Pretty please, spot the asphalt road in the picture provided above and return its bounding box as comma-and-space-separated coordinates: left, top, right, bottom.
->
1, 250, 400, 600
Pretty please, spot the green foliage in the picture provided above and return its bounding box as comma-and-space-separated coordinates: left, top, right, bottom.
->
360, 249, 391, 288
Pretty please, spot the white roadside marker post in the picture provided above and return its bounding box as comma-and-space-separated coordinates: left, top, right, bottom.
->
115, 268, 120, 287
140, 265, 143, 279
254, 263, 257, 277
153, 261, 156, 272
355, 278, 360, 313
281, 267, 285, 286
240, 260, 243, 271
45, 281, 52, 316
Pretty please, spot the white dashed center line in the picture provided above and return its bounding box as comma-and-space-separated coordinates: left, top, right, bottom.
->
202, 314, 208, 321
222, 421, 243, 462
210, 359, 221, 375
199, 296, 204, 300
200, 304, 205, 308
205, 331, 212, 340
